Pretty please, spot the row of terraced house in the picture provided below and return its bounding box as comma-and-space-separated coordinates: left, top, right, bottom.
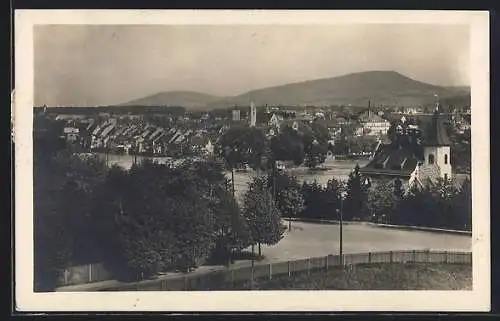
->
79, 119, 218, 157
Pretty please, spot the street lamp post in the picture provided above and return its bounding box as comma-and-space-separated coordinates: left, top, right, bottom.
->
338, 190, 347, 267
339, 196, 343, 266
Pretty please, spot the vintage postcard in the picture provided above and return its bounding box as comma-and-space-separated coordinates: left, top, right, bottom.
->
14, 10, 490, 312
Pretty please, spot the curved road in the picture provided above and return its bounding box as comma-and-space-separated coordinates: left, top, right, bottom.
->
235, 221, 471, 267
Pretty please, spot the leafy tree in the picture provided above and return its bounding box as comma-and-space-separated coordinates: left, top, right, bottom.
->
34, 150, 108, 290
393, 178, 405, 199
344, 164, 370, 220
301, 123, 330, 169
310, 122, 331, 144
454, 177, 472, 231
242, 176, 285, 256
218, 125, 267, 170
274, 172, 304, 230
270, 126, 305, 166
299, 178, 343, 220
392, 177, 469, 230
210, 187, 252, 265
325, 178, 344, 221
367, 180, 398, 223
304, 140, 328, 169
97, 160, 218, 278
299, 181, 327, 219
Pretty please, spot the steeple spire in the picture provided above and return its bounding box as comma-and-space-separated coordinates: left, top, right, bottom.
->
425, 106, 450, 146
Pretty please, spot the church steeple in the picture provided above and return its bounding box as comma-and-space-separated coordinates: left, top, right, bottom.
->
422, 104, 452, 180
424, 105, 451, 146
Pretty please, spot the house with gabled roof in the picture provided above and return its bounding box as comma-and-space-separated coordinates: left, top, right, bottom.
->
357, 102, 391, 137
100, 123, 116, 139
360, 105, 452, 192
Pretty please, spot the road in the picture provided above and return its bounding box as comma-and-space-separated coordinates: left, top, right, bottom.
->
250, 221, 471, 264
56, 221, 471, 291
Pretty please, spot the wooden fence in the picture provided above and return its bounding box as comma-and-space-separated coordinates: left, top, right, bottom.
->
57, 262, 111, 286
94, 250, 471, 291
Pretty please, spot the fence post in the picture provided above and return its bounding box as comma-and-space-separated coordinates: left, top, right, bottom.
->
184, 276, 188, 291
413, 250, 416, 262
88, 264, 92, 283
444, 251, 448, 264
368, 252, 372, 264
64, 269, 69, 285
325, 256, 329, 271
287, 261, 291, 278
269, 263, 272, 280
307, 258, 311, 276
389, 251, 393, 264
230, 269, 235, 288
426, 250, 430, 264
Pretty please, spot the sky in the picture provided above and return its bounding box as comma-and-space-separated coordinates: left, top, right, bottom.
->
34, 24, 470, 107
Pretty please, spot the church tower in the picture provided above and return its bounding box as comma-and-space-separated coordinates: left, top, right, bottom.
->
249, 101, 256, 127
422, 103, 452, 180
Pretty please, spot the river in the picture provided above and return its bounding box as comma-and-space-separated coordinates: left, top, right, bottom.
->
95, 153, 369, 199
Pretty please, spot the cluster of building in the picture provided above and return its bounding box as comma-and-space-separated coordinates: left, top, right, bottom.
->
360, 103, 456, 191
51, 98, 470, 172
231, 100, 392, 142
61, 118, 217, 157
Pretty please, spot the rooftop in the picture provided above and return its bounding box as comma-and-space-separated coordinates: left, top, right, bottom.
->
360, 142, 424, 177
423, 109, 451, 146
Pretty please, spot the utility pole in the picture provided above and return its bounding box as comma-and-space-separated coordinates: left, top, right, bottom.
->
339, 196, 343, 266
231, 167, 235, 198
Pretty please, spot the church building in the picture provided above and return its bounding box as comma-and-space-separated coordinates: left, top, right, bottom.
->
359, 105, 452, 191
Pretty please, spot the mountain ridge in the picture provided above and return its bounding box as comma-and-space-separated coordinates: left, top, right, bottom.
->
119, 90, 223, 108
118, 71, 470, 110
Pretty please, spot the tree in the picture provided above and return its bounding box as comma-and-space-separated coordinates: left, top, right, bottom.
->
344, 164, 370, 220
368, 180, 398, 223
301, 123, 330, 169
393, 178, 405, 199
325, 178, 344, 220
304, 140, 328, 169
299, 181, 326, 219
298, 178, 343, 220
454, 177, 472, 231
210, 187, 252, 265
274, 172, 305, 230
270, 126, 305, 166
34, 150, 108, 290
96, 160, 219, 278
392, 177, 468, 230
242, 176, 285, 256
218, 125, 267, 170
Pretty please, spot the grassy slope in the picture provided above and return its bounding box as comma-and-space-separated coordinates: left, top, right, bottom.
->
234, 263, 472, 290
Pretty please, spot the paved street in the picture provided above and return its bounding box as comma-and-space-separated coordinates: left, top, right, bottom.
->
248, 221, 471, 265
56, 221, 471, 291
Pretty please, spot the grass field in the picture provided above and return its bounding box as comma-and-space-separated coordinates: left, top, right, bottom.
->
233, 263, 472, 290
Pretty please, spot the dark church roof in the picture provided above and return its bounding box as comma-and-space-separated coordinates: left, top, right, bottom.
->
423, 109, 451, 146
360, 107, 450, 178
360, 142, 424, 178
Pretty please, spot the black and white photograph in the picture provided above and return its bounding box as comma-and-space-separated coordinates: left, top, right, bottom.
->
14, 10, 490, 312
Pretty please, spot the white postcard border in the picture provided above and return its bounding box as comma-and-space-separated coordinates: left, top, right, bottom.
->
14, 10, 490, 312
